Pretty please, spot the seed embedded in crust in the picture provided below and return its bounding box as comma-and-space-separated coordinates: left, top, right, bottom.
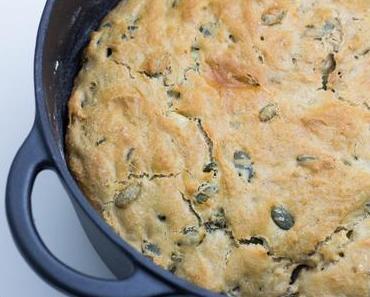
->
320, 19, 343, 52
195, 182, 219, 204
271, 206, 295, 230
179, 226, 204, 246
168, 252, 182, 272
321, 53, 336, 90
259, 103, 278, 122
183, 226, 198, 235
203, 161, 218, 173
142, 240, 161, 257
204, 208, 227, 232
199, 24, 214, 37
239, 236, 266, 246
233, 151, 255, 182
195, 193, 209, 204
261, 9, 287, 26
114, 183, 142, 208
296, 155, 317, 165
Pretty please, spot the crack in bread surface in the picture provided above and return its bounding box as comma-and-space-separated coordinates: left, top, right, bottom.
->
66, 1, 370, 296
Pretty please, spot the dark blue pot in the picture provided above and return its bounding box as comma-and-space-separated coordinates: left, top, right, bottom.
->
5, 1, 222, 296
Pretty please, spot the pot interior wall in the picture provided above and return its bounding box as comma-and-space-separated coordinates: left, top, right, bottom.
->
39, 0, 142, 280
41, 0, 120, 155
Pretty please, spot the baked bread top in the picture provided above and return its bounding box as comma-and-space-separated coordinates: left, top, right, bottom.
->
66, 1, 370, 296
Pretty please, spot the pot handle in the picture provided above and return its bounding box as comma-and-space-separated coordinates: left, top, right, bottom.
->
6, 122, 184, 297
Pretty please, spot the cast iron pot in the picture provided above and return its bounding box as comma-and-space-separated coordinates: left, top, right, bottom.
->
6, 1, 222, 296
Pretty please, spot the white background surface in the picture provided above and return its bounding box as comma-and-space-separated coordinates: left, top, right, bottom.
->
0, 1, 114, 296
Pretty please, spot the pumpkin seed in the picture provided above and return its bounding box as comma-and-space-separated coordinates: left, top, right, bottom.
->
233, 73, 260, 86
195, 193, 209, 204
205, 208, 227, 232
296, 155, 317, 165
234, 151, 255, 183
114, 183, 142, 208
195, 182, 219, 204
126, 148, 135, 161
205, 220, 227, 232
321, 53, 336, 90
271, 206, 295, 230
259, 103, 278, 122
203, 161, 218, 173
142, 240, 160, 257
342, 159, 352, 166
183, 226, 198, 235
200, 183, 218, 195
89, 82, 98, 92
102, 23, 112, 28
239, 236, 266, 246
168, 252, 182, 272
261, 9, 287, 26
171, 252, 182, 262
199, 25, 212, 37
323, 21, 335, 32
320, 19, 343, 52
179, 226, 203, 245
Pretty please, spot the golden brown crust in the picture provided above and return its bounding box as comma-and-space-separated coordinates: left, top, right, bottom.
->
66, 1, 370, 296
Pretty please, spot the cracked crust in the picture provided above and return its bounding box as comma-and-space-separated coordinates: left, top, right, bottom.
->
66, 1, 370, 296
